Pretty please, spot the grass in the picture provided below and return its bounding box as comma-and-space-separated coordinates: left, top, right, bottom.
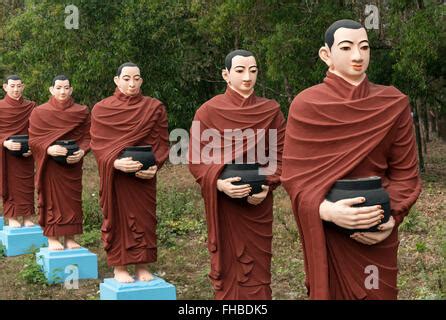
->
19, 250, 49, 285
0, 138, 445, 299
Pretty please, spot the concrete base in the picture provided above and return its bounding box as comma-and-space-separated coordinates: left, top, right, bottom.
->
0, 226, 48, 256
36, 247, 98, 284
100, 277, 176, 300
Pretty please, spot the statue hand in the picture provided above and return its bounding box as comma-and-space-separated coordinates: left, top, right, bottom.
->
66, 149, 85, 164
22, 149, 32, 157
135, 165, 158, 179
319, 198, 384, 230
47, 145, 68, 157
350, 216, 395, 245
247, 185, 269, 205
114, 157, 143, 173
217, 177, 252, 198
3, 140, 21, 151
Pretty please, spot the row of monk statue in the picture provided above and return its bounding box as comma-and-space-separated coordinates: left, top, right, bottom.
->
0, 20, 421, 300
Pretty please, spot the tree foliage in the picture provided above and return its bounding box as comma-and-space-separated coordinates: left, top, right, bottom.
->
0, 0, 444, 132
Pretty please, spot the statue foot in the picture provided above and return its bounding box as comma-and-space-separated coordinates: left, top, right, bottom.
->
65, 236, 81, 249
114, 266, 135, 283
48, 237, 64, 251
8, 218, 21, 228
135, 264, 154, 282
23, 218, 35, 227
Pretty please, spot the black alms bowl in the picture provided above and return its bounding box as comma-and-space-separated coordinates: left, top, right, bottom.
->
325, 176, 391, 234
52, 140, 79, 165
118, 145, 156, 176
219, 163, 266, 196
8, 135, 29, 157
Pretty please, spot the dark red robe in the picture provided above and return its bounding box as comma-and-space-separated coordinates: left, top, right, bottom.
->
188, 87, 286, 300
281, 71, 422, 300
0, 94, 36, 219
90, 88, 169, 266
29, 96, 91, 237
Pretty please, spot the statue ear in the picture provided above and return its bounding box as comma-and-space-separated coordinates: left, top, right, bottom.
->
49, 86, 54, 95
2, 83, 7, 92
221, 68, 229, 84
319, 44, 332, 68
113, 76, 119, 87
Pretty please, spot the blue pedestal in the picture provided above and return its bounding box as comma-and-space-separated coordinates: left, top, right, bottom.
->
36, 247, 98, 284
100, 277, 177, 300
0, 226, 48, 256
0, 217, 4, 231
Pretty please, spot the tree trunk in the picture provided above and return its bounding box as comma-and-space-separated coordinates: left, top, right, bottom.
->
413, 101, 425, 173
421, 100, 430, 146
429, 107, 437, 137
283, 77, 293, 105
438, 114, 446, 143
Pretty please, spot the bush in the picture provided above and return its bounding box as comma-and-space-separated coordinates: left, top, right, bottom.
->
82, 191, 102, 232
0, 243, 6, 258
157, 187, 205, 247
19, 250, 49, 285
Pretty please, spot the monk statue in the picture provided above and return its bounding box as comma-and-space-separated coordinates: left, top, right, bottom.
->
188, 50, 286, 299
90, 62, 170, 283
281, 19, 421, 299
29, 75, 91, 250
0, 75, 36, 228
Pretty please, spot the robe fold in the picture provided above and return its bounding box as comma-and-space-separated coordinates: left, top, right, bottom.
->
188, 86, 286, 299
0, 94, 36, 219
29, 96, 91, 237
90, 88, 169, 266
281, 71, 422, 300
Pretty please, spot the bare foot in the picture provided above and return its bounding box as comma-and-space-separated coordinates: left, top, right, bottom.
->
135, 264, 154, 282
23, 218, 35, 227
48, 236, 64, 251
114, 266, 135, 283
8, 218, 21, 228
65, 236, 81, 249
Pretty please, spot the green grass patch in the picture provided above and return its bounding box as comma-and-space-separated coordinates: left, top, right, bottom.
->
19, 251, 48, 286
157, 187, 205, 247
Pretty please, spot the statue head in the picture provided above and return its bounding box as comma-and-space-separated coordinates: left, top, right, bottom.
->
49, 75, 72, 102
3, 75, 24, 100
319, 19, 370, 85
114, 62, 143, 96
222, 49, 258, 97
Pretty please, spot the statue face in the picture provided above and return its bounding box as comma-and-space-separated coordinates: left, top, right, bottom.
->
320, 27, 370, 84
222, 55, 258, 97
3, 79, 24, 100
114, 66, 143, 96
50, 80, 72, 102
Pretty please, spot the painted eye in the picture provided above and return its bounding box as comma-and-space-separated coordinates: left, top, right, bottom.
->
361, 46, 369, 50
340, 47, 351, 51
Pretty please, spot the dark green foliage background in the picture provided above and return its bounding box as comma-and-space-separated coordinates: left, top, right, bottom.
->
0, 0, 444, 130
